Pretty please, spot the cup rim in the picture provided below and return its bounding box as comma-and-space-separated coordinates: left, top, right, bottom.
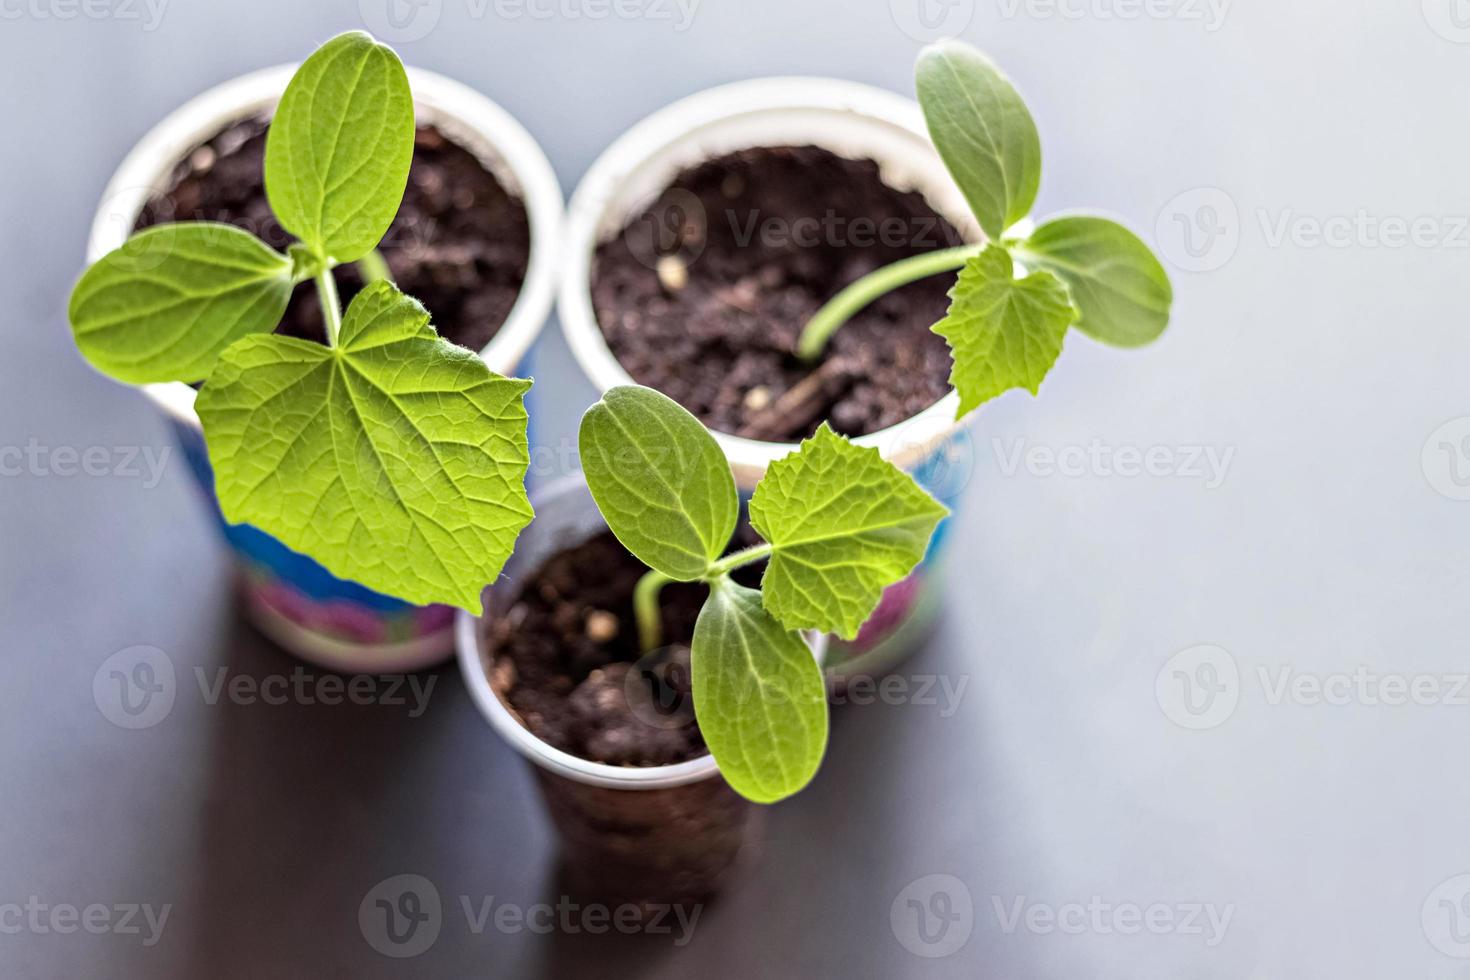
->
455, 475, 830, 792
557, 75, 970, 484
84, 61, 564, 432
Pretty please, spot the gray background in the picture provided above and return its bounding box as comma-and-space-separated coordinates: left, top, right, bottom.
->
4, 0, 1470, 976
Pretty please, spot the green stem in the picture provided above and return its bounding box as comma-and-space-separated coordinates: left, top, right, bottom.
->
795, 244, 981, 361
315, 269, 342, 348
357, 248, 392, 284
705, 544, 773, 579
632, 544, 775, 653
634, 569, 674, 652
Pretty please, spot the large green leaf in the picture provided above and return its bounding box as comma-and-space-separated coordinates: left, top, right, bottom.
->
749, 424, 948, 640
1016, 216, 1173, 347
264, 31, 415, 263
69, 222, 294, 384
692, 580, 828, 803
916, 39, 1041, 241
932, 244, 1077, 418
579, 385, 738, 581
195, 281, 533, 613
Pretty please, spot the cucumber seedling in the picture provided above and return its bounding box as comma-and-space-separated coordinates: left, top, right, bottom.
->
579, 385, 948, 802
68, 32, 534, 612
796, 38, 1175, 418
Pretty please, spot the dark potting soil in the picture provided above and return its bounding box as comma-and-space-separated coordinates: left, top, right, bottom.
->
591, 145, 964, 441
134, 114, 530, 353
485, 531, 718, 767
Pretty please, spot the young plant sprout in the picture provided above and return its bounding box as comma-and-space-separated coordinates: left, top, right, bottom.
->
796, 39, 1175, 418
67, 32, 534, 613
579, 385, 948, 802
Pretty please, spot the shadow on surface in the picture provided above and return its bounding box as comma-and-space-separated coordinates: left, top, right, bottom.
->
176, 607, 536, 976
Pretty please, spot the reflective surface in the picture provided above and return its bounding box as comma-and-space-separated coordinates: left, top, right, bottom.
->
4, 1, 1470, 976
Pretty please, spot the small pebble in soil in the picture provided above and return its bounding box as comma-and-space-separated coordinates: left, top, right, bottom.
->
656, 254, 688, 292
134, 114, 531, 354
584, 609, 620, 642
592, 144, 966, 441
485, 532, 709, 767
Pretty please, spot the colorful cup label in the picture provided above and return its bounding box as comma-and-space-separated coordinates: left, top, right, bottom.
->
166, 416, 452, 651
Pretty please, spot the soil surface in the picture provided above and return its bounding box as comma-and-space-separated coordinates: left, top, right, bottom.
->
134, 114, 530, 353
591, 145, 964, 441
485, 531, 715, 767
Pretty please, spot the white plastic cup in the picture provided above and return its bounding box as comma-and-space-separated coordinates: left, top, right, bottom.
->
84, 64, 564, 673
457, 476, 828, 906
558, 78, 981, 681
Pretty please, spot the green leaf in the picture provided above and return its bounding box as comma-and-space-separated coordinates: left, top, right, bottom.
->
69, 222, 294, 384
579, 385, 738, 581
692, 579, 828, 803
1015, 216, 1173, 348
749, 424, 948, 640
932, 244, 1077, 418
264, 31, 415, 263
195, 281, 533, 613
916, 39, 1041, 241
